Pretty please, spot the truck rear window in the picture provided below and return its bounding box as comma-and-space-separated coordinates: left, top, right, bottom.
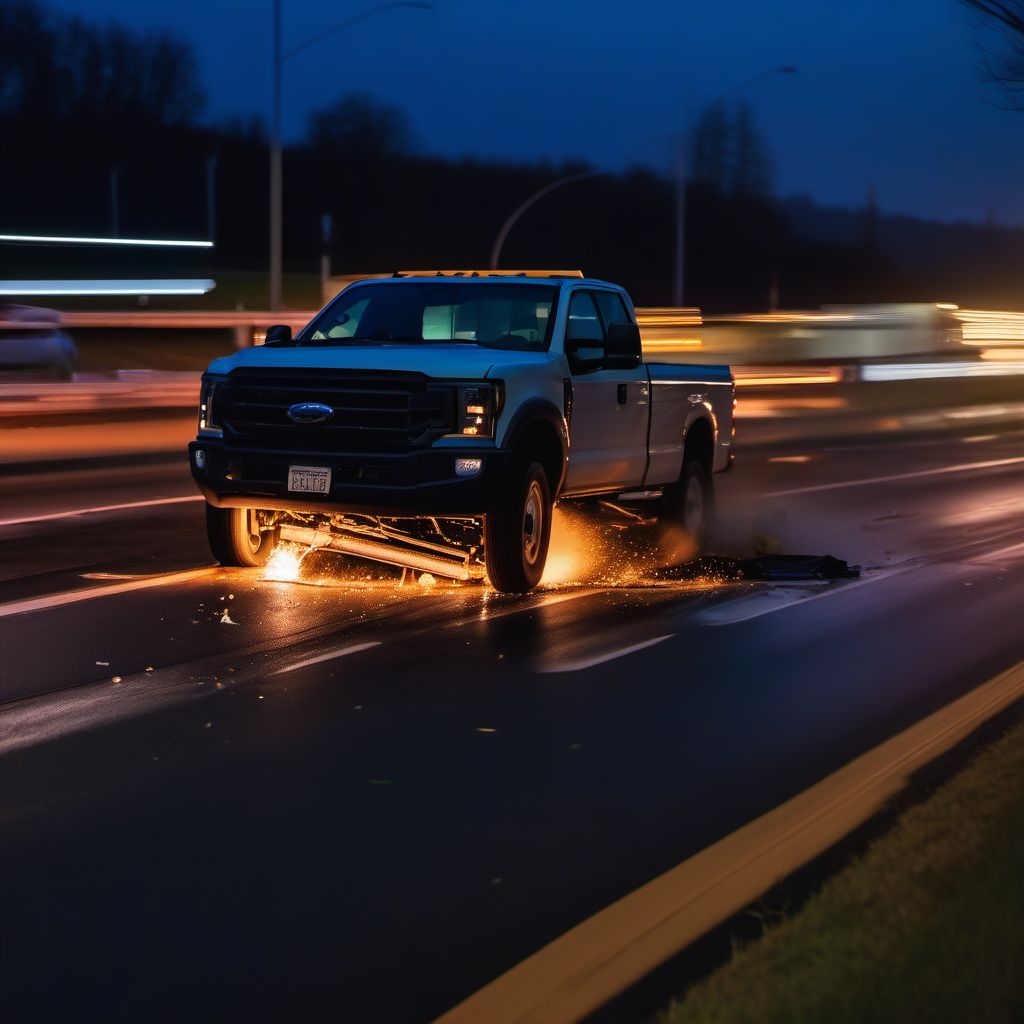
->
300, 283, 558, 351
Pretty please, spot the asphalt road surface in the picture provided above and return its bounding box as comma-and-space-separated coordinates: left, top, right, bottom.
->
3, 425, 1024, 1023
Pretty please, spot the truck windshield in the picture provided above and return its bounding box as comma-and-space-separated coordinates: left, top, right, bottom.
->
298, 283, 558, 351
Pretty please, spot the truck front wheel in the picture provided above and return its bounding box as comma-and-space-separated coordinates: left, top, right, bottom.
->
485, 461, 552, 593
205, 504, 277, 567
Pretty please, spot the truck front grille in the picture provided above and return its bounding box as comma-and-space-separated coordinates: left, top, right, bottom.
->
220, 368, 455, 451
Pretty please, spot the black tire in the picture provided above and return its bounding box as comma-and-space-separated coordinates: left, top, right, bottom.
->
660, 458, 714, 553
485, 461, 552, 593
205, 504, 276, 567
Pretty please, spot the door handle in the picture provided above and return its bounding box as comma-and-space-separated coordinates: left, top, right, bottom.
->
617, 383, 628, 405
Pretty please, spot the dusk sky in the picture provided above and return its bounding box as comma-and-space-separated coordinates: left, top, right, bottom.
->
46, 0, 1024, 225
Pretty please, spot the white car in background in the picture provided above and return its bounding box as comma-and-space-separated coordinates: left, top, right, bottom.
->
0, 304, 77, 379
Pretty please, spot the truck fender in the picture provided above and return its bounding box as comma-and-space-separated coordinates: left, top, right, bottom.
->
501, 399, 569, 495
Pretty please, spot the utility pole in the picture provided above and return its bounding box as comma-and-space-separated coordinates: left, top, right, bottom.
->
267, 1, 432, 314
320, 212, 333, 301
269, 0, 283, 311
206, 155, 219, 243
672, 139, 685, 307
110, 167, 120, 237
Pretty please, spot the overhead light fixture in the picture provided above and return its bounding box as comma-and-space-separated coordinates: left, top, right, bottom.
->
0, 233, 213, 248
0, 279, 216, 296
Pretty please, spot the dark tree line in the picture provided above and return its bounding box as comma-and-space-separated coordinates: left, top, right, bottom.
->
3, 0, 1023, 310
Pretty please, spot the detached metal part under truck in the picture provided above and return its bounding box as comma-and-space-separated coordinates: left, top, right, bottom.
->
189, 271, 735, 593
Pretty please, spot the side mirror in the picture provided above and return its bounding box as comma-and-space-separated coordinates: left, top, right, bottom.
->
604, 322, 642, 370
565, 336, 605, 374
264, 324, 293, 346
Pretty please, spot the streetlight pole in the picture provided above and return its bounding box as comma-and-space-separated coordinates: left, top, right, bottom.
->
673, 65, 797, 308
268, 1, 432, 312
490, 171, 605, 270
269, 0, 283, 311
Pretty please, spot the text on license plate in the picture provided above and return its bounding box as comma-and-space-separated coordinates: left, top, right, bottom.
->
288, 465, 332, 493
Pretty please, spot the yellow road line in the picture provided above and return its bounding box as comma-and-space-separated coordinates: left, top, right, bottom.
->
435, 659, 1024, 1024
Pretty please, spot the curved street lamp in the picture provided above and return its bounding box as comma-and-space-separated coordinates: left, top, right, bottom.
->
489, 171, 605, 270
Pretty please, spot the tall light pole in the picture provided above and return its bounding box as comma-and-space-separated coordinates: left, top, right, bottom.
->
673, 65, 797, 307
268, 1, 433, 312
490, 171, 605, 270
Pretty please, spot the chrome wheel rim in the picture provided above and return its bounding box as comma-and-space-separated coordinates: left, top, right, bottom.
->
523, 480, 544, 566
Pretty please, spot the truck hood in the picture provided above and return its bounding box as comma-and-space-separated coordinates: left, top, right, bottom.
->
207, 343, 553, 380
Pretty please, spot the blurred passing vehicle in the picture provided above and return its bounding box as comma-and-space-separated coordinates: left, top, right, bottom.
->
189, 271, 735, 592
0, 304, 77, 380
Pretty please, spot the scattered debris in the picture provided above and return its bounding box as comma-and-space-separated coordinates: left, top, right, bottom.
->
220, 608, 237, 625
739, 554, 861, 581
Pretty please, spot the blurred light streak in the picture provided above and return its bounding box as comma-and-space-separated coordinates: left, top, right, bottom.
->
735, 397, 848, 417
955, 308, 1024, 347
734, 368, 844, 387
0, 233, 213, 248
860, 360, 1024, 382
637, 308, 703, 352
0, 280, 215, 296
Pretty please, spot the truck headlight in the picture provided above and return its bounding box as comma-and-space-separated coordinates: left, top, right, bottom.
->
198, 375, 226, 436
455, 383, 500, 437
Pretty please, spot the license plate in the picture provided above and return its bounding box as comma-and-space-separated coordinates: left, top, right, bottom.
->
288, 465, 332, 493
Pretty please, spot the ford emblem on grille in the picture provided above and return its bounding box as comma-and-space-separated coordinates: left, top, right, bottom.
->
287, 402, 335, 424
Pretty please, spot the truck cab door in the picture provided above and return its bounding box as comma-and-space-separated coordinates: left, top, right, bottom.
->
562, 290, 649, 493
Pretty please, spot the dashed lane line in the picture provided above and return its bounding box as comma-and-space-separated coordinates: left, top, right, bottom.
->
273, 642, 382, 674
0, 494, 202, 528
0, 567, 227, 619
764, 455, 1024, 498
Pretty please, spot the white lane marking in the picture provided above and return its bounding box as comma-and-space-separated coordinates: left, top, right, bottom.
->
693, 569, 905, 626
480, 588, 601, 621
764, 455, 1024, 498
0, 494, 202, 528
967, 539, 1024, 564
0, 567, 225, 619
540, 634, 674, 674
435, 659, 1024, 1024
273, 642, 382, 675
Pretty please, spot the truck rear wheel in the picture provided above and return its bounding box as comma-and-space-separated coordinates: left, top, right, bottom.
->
661, 458, 714, 553
485, 461, 552, 593
205, 504, 276, 567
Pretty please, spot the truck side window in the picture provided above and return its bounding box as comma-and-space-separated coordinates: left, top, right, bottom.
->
566, 291, 604, 342
595, 291, 640, 361
595, 292, 630, 329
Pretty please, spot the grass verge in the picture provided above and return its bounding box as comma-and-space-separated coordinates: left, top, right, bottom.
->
654, 708, 1024, 1024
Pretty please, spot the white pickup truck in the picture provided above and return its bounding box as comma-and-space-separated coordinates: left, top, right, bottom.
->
189, 271, 734, 592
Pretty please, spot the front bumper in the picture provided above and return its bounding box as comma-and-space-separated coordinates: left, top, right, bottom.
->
188, 439, 509, 517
